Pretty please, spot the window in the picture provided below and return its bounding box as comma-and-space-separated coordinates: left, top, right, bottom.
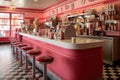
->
0, 13, 24, 37
11, 13, 24, 37
0, 13, 10, 37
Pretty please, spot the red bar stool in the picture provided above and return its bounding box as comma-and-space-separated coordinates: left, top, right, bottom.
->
9, 38, 16, 45
12, 42, 22, 54
16, 44, 27, 60
12, 42, 21, 47
10, 38, 20, 47
10, 40, 18, 46
37, 55, 54, 80
16, 44, 30, 66
16, 44, 27, 47
27, 49, 41, 79
21, 46, 33, 69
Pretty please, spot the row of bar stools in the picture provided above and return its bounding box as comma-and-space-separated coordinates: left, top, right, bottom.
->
10, 41, 32, 70
27, 49, 41, 79
37, 55, 54, 80
12, 41, 54, 80
13, 43, 34, 72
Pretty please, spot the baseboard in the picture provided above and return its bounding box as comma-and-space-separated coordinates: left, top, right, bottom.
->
103, 59, 120, 66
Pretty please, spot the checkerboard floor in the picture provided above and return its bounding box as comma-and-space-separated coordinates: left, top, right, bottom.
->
0, 44, 47, 80
102, 64, 120, 80
0, 44, 120, 80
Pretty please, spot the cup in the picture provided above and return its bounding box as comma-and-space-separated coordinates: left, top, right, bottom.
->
71, 37, 76, 43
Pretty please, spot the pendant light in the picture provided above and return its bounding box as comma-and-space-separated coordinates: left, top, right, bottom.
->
34, 0, 38, 2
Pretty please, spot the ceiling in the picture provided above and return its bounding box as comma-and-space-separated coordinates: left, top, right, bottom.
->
0, 0, 67, 10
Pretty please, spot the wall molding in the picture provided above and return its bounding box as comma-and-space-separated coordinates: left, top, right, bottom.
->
44, 0, 118, 18
44, 0, 77, 12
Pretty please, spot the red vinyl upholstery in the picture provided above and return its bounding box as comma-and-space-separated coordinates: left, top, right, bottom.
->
37, 55, 54, 63
27, 50, 41, 56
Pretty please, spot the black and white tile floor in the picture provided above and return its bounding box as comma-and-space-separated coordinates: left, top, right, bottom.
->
0, 44, 120, 80
0, 44, 44, 80
103, 64, 120, 80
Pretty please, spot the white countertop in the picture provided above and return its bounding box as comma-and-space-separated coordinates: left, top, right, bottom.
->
19, 33, 104, 50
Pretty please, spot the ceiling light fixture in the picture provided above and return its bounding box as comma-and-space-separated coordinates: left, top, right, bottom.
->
34, 0, 38, 2
9, 0, 16, 10
9, 4, 16, 10
4, 0, 16, 10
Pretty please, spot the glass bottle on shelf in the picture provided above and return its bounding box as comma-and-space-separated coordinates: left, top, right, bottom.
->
111, 11, 114, 19
106, 23, 109, 31
110, 23, 114, 30
100, 12, 105, 21
102, 24, 106, 31
113, 23, 117, 31
108, 10, 111, 20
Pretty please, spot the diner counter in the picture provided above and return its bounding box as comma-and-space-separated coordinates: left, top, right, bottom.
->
19, 33, 104, 50
17, 33, 104, 80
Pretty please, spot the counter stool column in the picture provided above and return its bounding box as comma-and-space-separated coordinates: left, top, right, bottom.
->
17, 45, 32, 66
27, 50, 41, 79
12, 42, 22, 57
21, 46, 33, 69
37, 55, 54, 80
10, 40, 19, 48
16, 44, 27, 60
12, 42, 21, 53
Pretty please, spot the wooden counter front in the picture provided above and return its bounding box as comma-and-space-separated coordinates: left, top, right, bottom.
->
18, 33, 104, 80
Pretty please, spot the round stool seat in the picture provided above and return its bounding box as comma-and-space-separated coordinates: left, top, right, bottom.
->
11, 41, 19, 43
37, 55, 54, 64
13, 42, 21, 44
11, 40, 19, 42
21, 46, 33, 51
16, 44, 27, 47
27, 50, 41, 56
37, 55, 54, 80
12, 42, 21, 45
26, 50, 41, 79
